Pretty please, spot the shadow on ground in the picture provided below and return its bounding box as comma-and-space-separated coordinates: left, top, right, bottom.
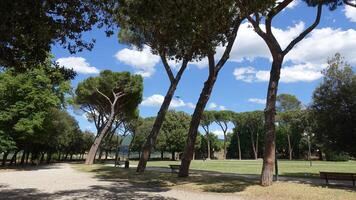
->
80, 165, 258, 193
0, 182, 176, 200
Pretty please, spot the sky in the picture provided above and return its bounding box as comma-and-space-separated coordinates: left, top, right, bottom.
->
51, 1, 356, 137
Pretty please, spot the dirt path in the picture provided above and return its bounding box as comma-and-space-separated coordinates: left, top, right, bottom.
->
0, 163, 243, 200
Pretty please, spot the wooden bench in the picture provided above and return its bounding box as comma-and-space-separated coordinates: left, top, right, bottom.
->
115, 160, 129, 168
169, 165, 181, 173
320, 172, 356, 186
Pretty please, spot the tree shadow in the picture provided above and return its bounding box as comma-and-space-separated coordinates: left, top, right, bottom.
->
0, 163, 63, 172
0, 182, 177, 200
81, 165, 257, 193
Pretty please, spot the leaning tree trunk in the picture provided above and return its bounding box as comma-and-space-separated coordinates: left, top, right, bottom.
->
251, 132, 257, 160
85, 113, 115, 165
136, 80, 180, 172
287, 134, 292, 160
260, 59, 282, 186
237, 132, 242, 160
179, 73, 217, 177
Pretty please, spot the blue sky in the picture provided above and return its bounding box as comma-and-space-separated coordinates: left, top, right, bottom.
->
52, 1, 356, 137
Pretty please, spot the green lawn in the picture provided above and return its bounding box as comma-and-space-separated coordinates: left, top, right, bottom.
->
130, 159, 356, 178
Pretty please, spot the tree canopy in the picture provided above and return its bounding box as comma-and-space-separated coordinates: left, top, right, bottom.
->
0, 0, 116, 70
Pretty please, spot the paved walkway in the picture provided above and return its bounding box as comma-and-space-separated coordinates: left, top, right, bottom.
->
0, 163, 243, 200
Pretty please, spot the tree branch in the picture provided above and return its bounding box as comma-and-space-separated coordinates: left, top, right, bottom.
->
283, 4, 322, 55
160, 52, 175, 83
216, 18, 243, 71
344, 0, 356, 7
96, 88, 113, 105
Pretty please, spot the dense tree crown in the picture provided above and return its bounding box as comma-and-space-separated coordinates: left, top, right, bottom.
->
311, 54, 356, 156
117, 0, 238, 61
0, 0, 116, 70
276, 94, 302, 112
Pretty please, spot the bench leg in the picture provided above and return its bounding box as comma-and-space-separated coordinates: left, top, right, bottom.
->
353, 179, 355, 187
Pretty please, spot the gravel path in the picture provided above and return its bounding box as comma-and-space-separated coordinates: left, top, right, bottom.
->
0, 163, 243, 200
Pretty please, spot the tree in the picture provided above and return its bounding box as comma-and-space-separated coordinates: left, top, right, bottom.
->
161, 111, 191, 160
117, 0, 240, 173
237, 111, 265, 160
75, 70, 142, 164
178, 1, 245, 177
276, 110, 307, 160
200, 111, 216, 159
276, 94, 302, 112
213, 111, 234, 159
244, 0, 323, 186
0, 0, 116, 70
0, 61, 72, 164
311, 54, 356, 157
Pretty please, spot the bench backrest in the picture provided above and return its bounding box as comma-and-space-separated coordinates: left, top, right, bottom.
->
320, 172, 356, 180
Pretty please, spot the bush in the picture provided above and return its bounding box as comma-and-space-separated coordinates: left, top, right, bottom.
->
325, 151, 350, 161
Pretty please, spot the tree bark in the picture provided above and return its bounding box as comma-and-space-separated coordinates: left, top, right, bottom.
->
206, 132, 211, 159
2, 152, 9, 166
260, 58, 282, 186
250, 132, 257, 160
85, 111, 115, 165
223, 132, 227, 159
20, 150, 26, 165
136, 74, 183, 172
171, 152, 175, 161
46, 152, 52, 164
287, 134, 293, 160
237, 132, 241, 160
10, 151, 18, 165
179, 72, 217, 177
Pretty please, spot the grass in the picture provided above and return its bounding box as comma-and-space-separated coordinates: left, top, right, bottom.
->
129, 159, 356, 178
73, 163, 356, 200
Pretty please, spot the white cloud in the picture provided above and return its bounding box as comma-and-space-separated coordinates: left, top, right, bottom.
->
211, 129, 233, 136
234, 63, 325, 83
231, 22, 356, 83
208, 102, 227, 110
140, 94, 195, 109
286, 0, 299, 9
345, 4, 356, 22
56, 57, 99, 74
248, 98, 266, 105
115, 45, 160, 77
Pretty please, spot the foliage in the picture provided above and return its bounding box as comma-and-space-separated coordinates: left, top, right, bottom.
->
276, 94, 302, 112
160, 111, 191, 155
325, 151, 350, 161
311, 53, 356, 156
117, 0, 238, 61
0, 0, 116, 69
75, 70, 143, 134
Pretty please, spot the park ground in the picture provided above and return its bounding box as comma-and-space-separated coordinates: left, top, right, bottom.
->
0, 160, 355, 200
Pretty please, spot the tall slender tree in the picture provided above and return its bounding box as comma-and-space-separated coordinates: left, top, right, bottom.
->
214, 111, 234, 159
243, 0, 323, 185
200, 111, 215, 159
116, 0, 241, 173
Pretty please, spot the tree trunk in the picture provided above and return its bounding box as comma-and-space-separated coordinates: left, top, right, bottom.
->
70, 154, 73, 161
40, 152, 45, 163
261, 58, 282, 186
25, 152, 30, 164
287, 134, 292, 160
223, 132, 227, 159
85, 112, 115, 165
206, 132, 211, 160
20, 151, 26, 165
47, 152, 52, 164
237, 132, 241, 160
250, 132, 257, 160
171, 152, 175, 161
98, 149, 103, 162
179, 71, 217, 177
161, 151, 164, 160
136, 80, 180, 172
2, 152, 9, 166
10, 151, 18, 165
105, 150, 109, 161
